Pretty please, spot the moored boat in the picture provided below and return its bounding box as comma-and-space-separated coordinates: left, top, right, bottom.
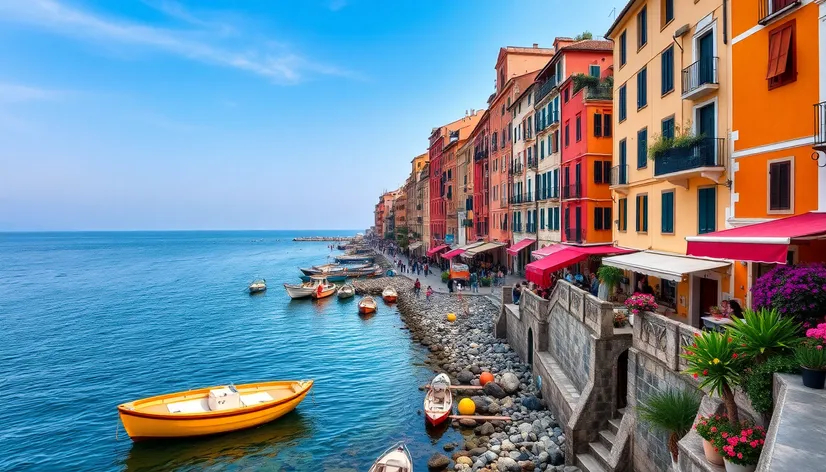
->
337, 284, 355, 299
311, 277, 336, 299
334, 254, 374, 264
382, 287, 398, 303
424, 373, 452, 426
368, 442, 413, 472
248, 279, 267, 294
284, 276, 332, 299
117, 380, 313, 441
358, 296, 377, 314
299, 274, 347, 283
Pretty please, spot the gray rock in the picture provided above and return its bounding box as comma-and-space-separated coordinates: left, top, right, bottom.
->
496, 457, 520, 472
479, 421, 496, 436
484, 451, 498, 463
468, 447, 487, 457
500, 372, 521, 394
537, 452, 549, 464
509, 434, 523, 444
548, 448, 564, 466
457, 369, 474, 384
508, 451, 522, 460
501, 439, 515, 452
563, 467, 581, 472
443, 442, 457, 451
522, 396, 543, 411
518, 422, 533, 434
459, 418, 477, 428
483, 382, 508, 399
427, 453, 450, 470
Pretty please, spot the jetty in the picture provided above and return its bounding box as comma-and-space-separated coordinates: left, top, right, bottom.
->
292, 236, 354, 242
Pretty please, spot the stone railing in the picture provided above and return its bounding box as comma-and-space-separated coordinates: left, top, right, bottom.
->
633, 310, 701, 374
553, 280, 615, 339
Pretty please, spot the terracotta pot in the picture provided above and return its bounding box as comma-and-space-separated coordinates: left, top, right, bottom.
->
723, 458, 756, 472
702, 439, 724, 466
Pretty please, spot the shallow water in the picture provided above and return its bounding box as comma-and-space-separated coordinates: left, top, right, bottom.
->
0, 231, 464, 471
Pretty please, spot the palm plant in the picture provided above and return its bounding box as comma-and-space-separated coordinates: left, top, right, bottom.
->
636, 389, 701, 462
727, 308, 800, 363
682, 331, 745, 424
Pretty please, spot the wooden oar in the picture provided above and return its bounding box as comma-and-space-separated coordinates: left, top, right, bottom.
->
422, 385, 483, 390
449, 415, 512, 421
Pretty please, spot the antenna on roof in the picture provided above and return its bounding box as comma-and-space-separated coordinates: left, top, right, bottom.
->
609, 7, 616, 21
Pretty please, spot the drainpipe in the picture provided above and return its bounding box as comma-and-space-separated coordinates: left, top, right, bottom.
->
722, 0, 728, 45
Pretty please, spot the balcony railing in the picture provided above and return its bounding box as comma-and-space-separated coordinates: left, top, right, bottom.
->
562, 183, 582, 199
527, 157, 538, 170
681, 57, 719, 99
474, 147, 489, 161
536, 186, 559, 201
610, 165, 629, 186
536, 75, 559, 103
548, 110, 560, 126
509, 193, 534, 204
815, 101, 826, 151
585, 84, 613, 101
511, 163, 524, 175
514, 224, 524, 233
653, 138, 726, 177
565, 228, 583, 243
759, 0, 801, 25
526, 223, 537, 233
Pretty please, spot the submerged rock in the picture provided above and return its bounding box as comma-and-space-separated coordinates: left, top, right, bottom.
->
427, 453, 450, 470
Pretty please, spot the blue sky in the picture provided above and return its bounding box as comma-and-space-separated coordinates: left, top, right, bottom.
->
0, 0, 622, 231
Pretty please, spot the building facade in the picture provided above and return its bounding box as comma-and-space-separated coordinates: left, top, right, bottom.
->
508, 83, 538, 274
419, 163, 431, 252
456, 139, 474, 246
472, 111, 491, 241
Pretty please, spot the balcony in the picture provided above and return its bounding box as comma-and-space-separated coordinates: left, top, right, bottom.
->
537, 186, 559, 201
527, 158, 539, 170
509, 192, 534, 205
609, 165, 630, 195
815, 101, 826, 152
513, 224, 524, 233
759, 0, 801, 25
681, 57, 719, 101
548, 110, 560, 127
584, 84, 613, 101
474, 147, 489, 162
511, 163, 524, 176
526, 223, 537, 233
562, 183, 582, 199
535, 75, 559, 103
653, 137, 727, 186
565, 228, 583, 243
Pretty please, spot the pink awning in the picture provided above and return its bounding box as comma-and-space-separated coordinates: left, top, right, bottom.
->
442, 248, 466, 259
531, 243, 569, 259
525, 245, 637, 287
506, 239, 536, 256
426, 244, 449, 257
686, 212, 826, 264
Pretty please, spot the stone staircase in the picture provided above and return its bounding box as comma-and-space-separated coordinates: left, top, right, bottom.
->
575, 408, 626, 472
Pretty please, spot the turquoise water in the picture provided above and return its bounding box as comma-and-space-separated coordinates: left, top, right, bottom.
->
0, 231, 461, 471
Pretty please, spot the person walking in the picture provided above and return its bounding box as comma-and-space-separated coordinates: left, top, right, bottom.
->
414, 278, 421, 297
470, 271, 479, 293
447, 277, 454, 293
426, 285, 433, 300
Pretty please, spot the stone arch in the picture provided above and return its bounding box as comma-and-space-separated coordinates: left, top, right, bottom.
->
616, 348, 629, 409
527, 328, 534, 365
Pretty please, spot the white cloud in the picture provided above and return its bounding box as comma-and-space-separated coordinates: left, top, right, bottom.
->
0, 0, 355, 84
0, 82, 66, 102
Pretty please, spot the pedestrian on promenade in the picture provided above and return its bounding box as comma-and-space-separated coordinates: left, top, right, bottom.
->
470, 272, 479, 293
414, 278, 421, 297
426, 286, 433, 300
424, 263, 429, 276
447, 277, 454, 293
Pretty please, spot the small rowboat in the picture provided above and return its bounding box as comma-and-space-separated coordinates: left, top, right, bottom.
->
311, 279, 337, 299
299, 274, 347, 283
382, 287, 398, 303
424, 373, 452, 426
334, 254, 374, 264
117, 380, 313, 441
358, 296, 377, 314
248, 279, 267, 294
337, 284, 355, 299
369, 442, 413, 472
285, 276, 332, 299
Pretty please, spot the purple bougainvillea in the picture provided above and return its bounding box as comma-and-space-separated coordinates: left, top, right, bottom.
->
751, 263, 826, 324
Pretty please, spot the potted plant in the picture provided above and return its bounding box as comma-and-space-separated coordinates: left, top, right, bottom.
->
682, 331, 745, 425
613, 311, 629, 328
624, 293, 658, 326
694, 414, 729, 465
718, 422, 766, 472
636, 389, 701, 468
795, 337, 826, 389
597, 265, 624, 299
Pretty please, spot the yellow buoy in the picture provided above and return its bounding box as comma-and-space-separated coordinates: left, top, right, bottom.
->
446, 313, 457, 322
457, 397, 476, 415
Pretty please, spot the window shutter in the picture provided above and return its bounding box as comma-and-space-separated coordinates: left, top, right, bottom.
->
635, 196, 640, 232
620, 31, 627, 66
604, 162, 612, 184
604, 114, 612, 137
642, 195, 649, 232
604, 207, 612, 231
766, 27, 788, 79
637, 129, 648, 169
594, 113, 602, 137
594, 161, 603, 184
595, 207, 603, 230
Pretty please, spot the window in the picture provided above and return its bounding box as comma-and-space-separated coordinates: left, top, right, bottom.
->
637, 128, 648, 169
637, 5, 648, 49
769, 159, 792, 212
661, 46, 674, 95
637, 67, 648, 109
663, 0, 674, 25
508, 125, 512, 141
662, 117, 675, 140
575, 114, 582, 142
619, 85, 627, 121
564, 88, 570, 103
540, 140, 545, 159
594, 161, 603, 183
594, 113, 603, 137
595, 207, 604, 230
620, 30, 627, 67
635, 194, 648, 232
603, 207, 612, 231
564, 122, 570, 147
698, 187, 716, 234
604, 114, 612, 137
554, 207, 560, 230
767, 20, 797, 89
501, 104, 505, 116
540, 207, 545, 229
589, 65, 601, 78
604, 161, 611, 184
660, 280, 676, 306
661, 191, 675, 234
618, 198, 627, 231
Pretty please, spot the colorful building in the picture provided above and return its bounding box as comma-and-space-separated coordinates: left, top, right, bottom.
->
407, 153, 429, 254
604, 0, 734, 328
472, 110, 491, 241
456, 138, 475, 247
685, 0, 826, 308
508, 82, 538, 274
420, 163, 431, 252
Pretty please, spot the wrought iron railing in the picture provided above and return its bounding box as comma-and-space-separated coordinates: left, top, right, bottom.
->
562, 183, 582, 199
610, 165, 629, 186
815, 101, 826, 151
536, 75, 559, 103
682, 57, 719, 95
653, 138, 726, 176
759, 0, 801, 25
509, 193, 534, 204
565, 227, 583, 243
511, 163, 524, 175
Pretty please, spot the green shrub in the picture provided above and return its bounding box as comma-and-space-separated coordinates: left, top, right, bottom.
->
727, 308, 801, 362
441, 271, 450, 283
480, 276, 492, 287
741, 354, 800, 415
636, 389, 701, 462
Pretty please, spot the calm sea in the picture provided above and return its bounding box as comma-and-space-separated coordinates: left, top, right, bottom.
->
0, 231, 462, 472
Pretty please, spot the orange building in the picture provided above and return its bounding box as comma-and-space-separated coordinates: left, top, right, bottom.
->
686, 0, 826, 308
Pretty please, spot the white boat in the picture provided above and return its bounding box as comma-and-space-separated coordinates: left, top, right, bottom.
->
337, 284, 355, 299
284, 276, 332, 299
382, 286, 398, 303
248, 279, 267, 294
424, 373, 452, 426
358, 296, 377, 314
368, 442, 413, 472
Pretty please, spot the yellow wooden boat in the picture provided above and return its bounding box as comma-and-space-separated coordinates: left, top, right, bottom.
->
117, 380, 313, 441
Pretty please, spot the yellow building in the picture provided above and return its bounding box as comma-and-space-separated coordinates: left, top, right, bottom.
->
605, 0, 733, 328
456, 139, 474, 246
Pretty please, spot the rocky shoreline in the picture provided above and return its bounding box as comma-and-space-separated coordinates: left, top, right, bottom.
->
352, 274, 579, 472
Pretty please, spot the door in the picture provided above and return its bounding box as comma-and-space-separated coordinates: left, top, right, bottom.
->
698, 31, 714, 85
697, 102, 716, 164
564, 166, 570, 198
575, 207, 582, 242
697, 103, 715, 138
575, 163, 582, 196
699, 277, 719, 320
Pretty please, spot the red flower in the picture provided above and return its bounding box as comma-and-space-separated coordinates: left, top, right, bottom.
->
694, 333, 700, 338
687, 351, 694, 356
711, 426, 717, 433
693, 373, 698, 379
722, 432, 728, 438
732, 353, 739, 359
703, 369, 709, 375
727, 337, 733, 343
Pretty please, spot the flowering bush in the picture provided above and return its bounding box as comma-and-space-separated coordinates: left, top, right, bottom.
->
694, 414, 730, 444
807, 322, 826, 342
719, 422, 766, 466
613, 312, 629, 328
795, 339, 826, 370
624, 293, 658, 315
751, 263, 826, 325
682, 331, 746, 423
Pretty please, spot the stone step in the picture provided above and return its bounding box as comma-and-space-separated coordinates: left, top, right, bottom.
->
607, 417, 621, 435
576, 452, 608, 472
598, 428, 617, 451
588, 440, 612, 469
617, 407, 626, 416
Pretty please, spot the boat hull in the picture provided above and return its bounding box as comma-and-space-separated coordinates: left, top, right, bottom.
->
358, 305, 376, 314
425, 410, 451, 426
382, 296, 397, 303
311, 287, 336, 299
284, 284, 314, 299
300, 274, 347, 283
117, 380, 312, 441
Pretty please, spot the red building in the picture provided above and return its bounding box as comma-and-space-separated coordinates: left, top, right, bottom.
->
472, 111, 491, 240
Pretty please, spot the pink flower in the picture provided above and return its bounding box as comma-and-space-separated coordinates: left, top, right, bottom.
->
750, 440, 759, 448
711, 426, 717, 433
722, 432, 728, 438
737, 453, 743, 459
818, 345, 823, 350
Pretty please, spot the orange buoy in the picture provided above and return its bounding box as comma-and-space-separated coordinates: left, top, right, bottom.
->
479, 372, 494, 386
457, 398, 476, 415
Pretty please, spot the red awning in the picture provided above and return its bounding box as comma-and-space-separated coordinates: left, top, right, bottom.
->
506, 238, 536, 256
686, 212, 826, 264
426, 244, 450, 257
531, 243, 570, 259
525, 245, 637, 287
442, 248, 466, 259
